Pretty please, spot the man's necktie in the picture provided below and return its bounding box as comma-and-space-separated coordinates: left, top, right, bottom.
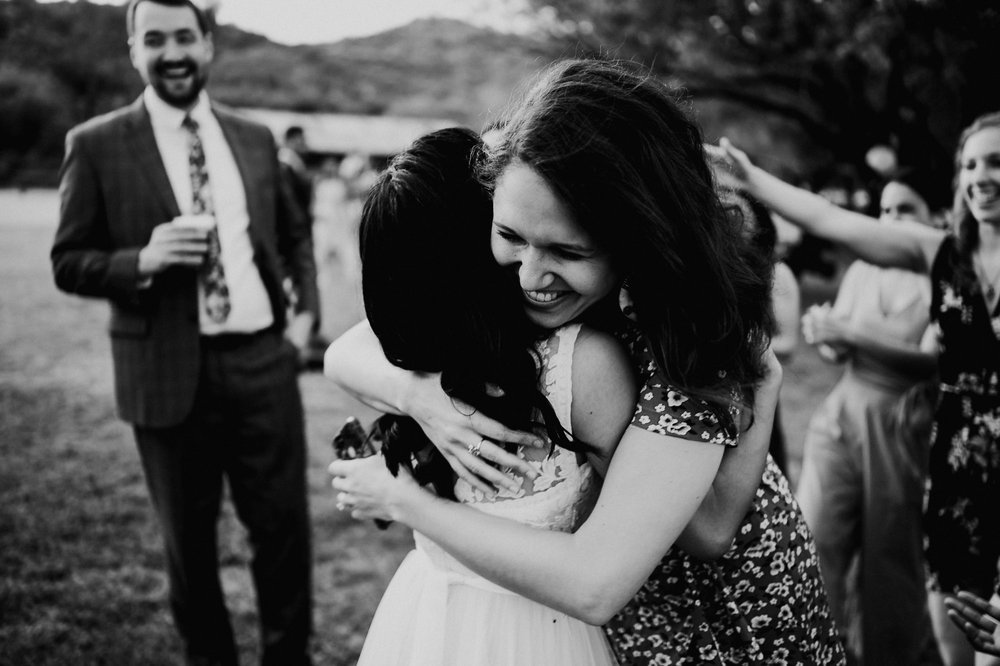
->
182, 114, 230, 323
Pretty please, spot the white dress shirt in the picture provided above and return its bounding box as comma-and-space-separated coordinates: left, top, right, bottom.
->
144, 87, 274, 334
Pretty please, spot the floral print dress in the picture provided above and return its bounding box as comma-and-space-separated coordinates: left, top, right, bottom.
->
602, 328, 846, 665
923, 236, 1000, 594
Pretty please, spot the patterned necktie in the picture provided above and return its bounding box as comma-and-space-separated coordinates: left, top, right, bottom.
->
181, 114, 230, 323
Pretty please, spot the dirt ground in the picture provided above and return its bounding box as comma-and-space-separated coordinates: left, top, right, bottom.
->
0, 188, 839, 665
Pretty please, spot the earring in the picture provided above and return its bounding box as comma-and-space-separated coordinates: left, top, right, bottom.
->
619, 278, 637, 322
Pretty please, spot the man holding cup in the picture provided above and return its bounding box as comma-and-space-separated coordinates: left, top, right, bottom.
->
51, 1, 317, 664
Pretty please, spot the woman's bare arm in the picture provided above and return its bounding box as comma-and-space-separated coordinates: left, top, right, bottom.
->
770, 261, 800, 362
712, 139, 944, 273
331, 326, 724, 624
324, 320, 543, 492
333, 427, 723, 625
675, 348, 782, 559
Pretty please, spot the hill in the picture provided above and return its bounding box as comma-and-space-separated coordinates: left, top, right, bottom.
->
0, 1, 561, 185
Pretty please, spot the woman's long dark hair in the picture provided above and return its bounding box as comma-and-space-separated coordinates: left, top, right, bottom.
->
360, 127, 588, 496
480, 59, 773, 431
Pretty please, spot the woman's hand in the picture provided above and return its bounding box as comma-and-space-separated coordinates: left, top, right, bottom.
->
402, 372, 544, 494
944, 590, 1000, 656
801, 303, 852, 361
705, 137, 755, 188
330, 455, 423, 522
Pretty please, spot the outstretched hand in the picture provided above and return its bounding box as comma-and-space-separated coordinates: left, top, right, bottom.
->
403, 372, 544, 494
944, 590, 1000, 656
705, 138, 755, 189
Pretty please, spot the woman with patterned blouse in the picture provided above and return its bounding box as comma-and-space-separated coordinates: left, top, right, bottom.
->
718, 112, 1000, 666
328, 58, 845, 665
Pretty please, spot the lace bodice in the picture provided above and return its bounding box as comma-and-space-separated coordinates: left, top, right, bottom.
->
414, 324, 600, 581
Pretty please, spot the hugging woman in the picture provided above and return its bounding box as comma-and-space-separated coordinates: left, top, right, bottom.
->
330, 58, 845, 665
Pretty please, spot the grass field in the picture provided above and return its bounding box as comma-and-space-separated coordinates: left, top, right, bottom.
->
0, 188, 840, 665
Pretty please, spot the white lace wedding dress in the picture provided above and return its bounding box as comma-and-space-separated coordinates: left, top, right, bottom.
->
356, 324, 618, 666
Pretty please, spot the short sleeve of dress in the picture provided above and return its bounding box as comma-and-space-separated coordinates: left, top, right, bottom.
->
629, 336, 739, 447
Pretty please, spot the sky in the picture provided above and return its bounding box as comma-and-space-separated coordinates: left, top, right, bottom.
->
49, 0, 533, 44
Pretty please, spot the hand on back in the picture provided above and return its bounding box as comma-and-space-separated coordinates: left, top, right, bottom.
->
401, 371, 546, 495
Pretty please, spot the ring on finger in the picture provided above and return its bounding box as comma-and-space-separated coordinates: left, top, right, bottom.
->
468, 438, 486, 457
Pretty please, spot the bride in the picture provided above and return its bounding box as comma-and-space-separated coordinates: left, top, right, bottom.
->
343, 126, 630, 665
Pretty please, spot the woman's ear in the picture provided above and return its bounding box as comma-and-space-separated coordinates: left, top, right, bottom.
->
618, 278, 637, 322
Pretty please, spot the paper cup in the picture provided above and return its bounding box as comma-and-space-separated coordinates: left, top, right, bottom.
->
172, 213, 215, 231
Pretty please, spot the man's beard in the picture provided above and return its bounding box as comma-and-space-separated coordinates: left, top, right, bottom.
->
152, 60, 207, 108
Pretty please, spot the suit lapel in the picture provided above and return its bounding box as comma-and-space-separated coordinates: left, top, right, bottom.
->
214, 107, 262, 243
123, 97, 181, 219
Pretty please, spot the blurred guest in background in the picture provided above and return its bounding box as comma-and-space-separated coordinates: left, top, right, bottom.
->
279, 125, 313, 221
279, 125, 329, 369
719, 114, 1000, 665
794, 168, 944, 665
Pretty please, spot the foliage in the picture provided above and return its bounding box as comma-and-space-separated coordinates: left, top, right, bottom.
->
524, 0, 1000, 179
0, 1, 557, 186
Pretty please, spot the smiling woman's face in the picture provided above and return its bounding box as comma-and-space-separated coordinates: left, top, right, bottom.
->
490, 161, 621, 330
959, 126, 1000, 226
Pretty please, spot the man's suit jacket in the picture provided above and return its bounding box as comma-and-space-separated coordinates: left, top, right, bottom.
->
52, 96, 319, 428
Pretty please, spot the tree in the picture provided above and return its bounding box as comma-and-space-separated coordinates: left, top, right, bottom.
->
522, 0, 1000, 179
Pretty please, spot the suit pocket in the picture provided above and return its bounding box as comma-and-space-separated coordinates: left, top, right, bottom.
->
108, 309, 150, 338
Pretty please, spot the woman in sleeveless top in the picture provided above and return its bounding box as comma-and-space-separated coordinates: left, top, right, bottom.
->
791, 171, 945, 665
717, 112, 1000, 666
330, 59, 843, 665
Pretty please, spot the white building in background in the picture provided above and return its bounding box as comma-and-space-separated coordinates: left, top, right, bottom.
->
237, 107, 458, 163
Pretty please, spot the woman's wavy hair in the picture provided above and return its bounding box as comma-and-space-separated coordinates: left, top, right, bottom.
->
952, 112, 1000, 289
479, 58, 773, 429
360, 128, 588, 495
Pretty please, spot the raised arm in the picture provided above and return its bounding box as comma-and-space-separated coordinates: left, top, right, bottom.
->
712, 139, 944, 273
324, 320, 544, 492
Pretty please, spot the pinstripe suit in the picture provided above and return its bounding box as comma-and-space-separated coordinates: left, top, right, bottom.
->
51, 95, 317, 665
52, 96, 318, 427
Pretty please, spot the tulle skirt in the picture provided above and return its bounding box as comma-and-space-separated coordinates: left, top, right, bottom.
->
357, 544, 618, 666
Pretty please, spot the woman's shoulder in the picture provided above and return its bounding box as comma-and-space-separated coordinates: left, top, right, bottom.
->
569, 325, 637, 454
570, 325, 635, 404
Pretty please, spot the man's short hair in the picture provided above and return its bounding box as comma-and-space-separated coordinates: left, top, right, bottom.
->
284, 126, 305, 143
126, 0, 213, 38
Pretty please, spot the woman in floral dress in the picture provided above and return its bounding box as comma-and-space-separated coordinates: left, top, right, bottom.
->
719, 111, 1000, 665
329, 58, 845, 665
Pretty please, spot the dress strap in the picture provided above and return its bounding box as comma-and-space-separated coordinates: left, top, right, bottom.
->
539, 323, 582, 432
